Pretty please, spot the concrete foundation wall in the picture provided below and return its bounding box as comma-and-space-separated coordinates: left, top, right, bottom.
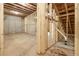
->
25, 12, 37, 35
4, 15, 24, 34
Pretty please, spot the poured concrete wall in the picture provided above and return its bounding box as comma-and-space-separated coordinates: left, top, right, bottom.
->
4, 15, 24, 34
25, 12, 37, 35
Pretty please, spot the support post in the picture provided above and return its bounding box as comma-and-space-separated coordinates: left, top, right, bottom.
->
37, 3, 48, 54
0, 4, 4, 55
49, 4, 56, 45
75, 3, 79, 56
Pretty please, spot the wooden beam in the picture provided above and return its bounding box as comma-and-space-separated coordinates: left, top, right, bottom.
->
75, 3, 79, 56
25, 3, 36, 10
4, 9, 28, 17
13, 3, 34, 12
28, 3, 36, 8
0, 4, 4, 55
55, 16, 60, 42
65, 3, 69, 37
59, 6, 74, 13
4, 4, 25, 12
37, 3, 48, 54
30, 3, 37, 7
59, 12, 74, 17
69, 19, 72, 35
54, 4, 66, 43
16, 3, 36, 11
4, 4, 32, 14
53, 3, 59, 16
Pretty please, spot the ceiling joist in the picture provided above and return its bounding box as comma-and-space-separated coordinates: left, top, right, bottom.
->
4, 3, 36, 17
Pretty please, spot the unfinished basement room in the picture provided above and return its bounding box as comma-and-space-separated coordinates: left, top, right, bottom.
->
0, 3, 78, 56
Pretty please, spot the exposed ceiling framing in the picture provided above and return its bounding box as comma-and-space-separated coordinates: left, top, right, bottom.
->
4, 3, 37, 17
53, 3, 74, 34
4, 3, 74, 34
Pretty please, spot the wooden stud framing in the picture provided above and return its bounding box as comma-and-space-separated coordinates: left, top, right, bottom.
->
11, 3, 34, 12
69, 19, 72, 34
48, 3, 58, 46
4, 3, 36, 17
54, 4, 66, 41
59, 6, 74, 13
4, 4, 31, 14
53, 4, 59, 16
65, 3, 68, 38
18, 3, 36, 11
59, 12, 74, 17
53, 4, 59, 42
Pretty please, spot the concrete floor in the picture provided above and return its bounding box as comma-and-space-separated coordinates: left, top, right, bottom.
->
45, 42, 74, 56
3, 33, 74, 56
4, 33, 37, 56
